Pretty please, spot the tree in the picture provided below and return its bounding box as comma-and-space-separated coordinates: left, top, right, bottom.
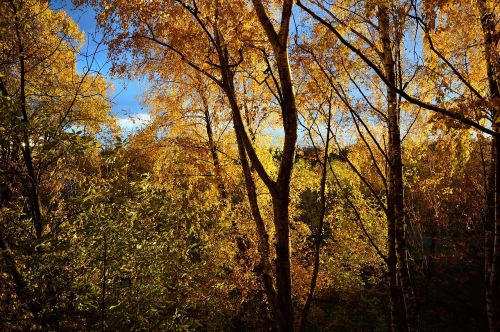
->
78, 0, 302, 329
0, 0, 112, 327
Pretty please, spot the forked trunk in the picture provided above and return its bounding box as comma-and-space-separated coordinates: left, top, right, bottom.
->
224, 72, 280, 325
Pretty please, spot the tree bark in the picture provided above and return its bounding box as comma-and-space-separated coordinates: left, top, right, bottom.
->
225, 82, 280, 323
10, 0, 43, 238
378, 5, 419, 332
388, 192, 401, 332
250, 2, 298, 329
201, 95, 228, 201
477, 0, 500, 330
101, 233, 107, 332
295, 0, 495, 136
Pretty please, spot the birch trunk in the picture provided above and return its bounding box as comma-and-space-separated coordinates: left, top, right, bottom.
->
378, 5, 419, 331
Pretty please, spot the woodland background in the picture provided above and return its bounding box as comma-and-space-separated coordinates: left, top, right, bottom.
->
0, 0, 499, 331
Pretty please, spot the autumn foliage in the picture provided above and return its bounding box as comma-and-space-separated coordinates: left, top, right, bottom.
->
0, 0, 499, 331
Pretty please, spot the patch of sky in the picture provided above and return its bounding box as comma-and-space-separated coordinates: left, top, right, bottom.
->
50, 0, 148, 133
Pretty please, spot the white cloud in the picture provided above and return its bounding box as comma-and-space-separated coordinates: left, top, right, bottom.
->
117, 113, 151, 132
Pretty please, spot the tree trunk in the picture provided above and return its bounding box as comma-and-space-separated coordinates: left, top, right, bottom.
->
101, 233, 107, 332
270, 47, 298, 332
11, 2, 43, 238
223, 68, 280, 325
477, 0, 500, 330
388, 199, 402, 332
378, 5, 419, 331
299, 105, 332, 331
487, 133, 500, 332
271, 190, 294, 332
485, 130, 496, 331
206, 12, 282, 325
213, 2, 298, 329
224, 52, 295, 332
201, 97, 228, 201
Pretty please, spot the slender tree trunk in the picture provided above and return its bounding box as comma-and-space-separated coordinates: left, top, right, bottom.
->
378, 5, 419, 331
224, 60, 295, 331
213, 2, 298, 329
242, 83, 257, 144
230, 93, 280, 323
477, 0, 500, 330
101, 233, 107, 332
201, 97, 228, 201
299, 105, 332, 331
208, 13, 281, 325
485, 130, 496, 331
223, 69, 280, 324
388, 199, 402, 332
266, 45, 298, 332
0, 84, 42, 329
11, 2, 43, 238
487, 132, 500, 332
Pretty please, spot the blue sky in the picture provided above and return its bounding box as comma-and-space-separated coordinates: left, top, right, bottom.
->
51, 1, 150, 131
